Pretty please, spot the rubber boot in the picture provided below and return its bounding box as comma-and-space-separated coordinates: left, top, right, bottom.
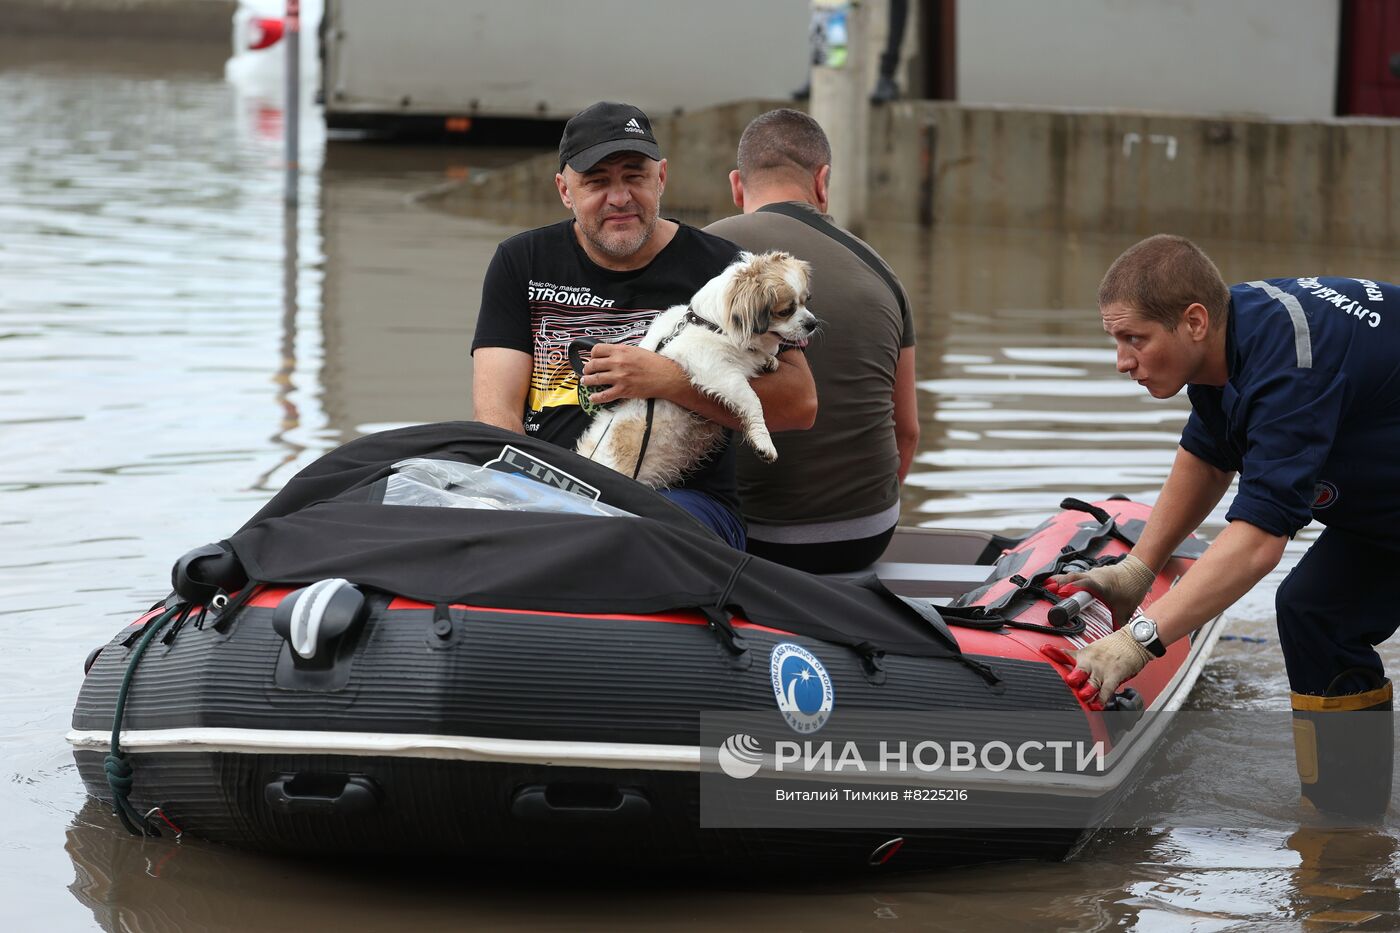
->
1291, 671, 1394, 822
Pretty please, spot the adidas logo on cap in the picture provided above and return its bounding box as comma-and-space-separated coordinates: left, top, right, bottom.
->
559, 102, 661, 171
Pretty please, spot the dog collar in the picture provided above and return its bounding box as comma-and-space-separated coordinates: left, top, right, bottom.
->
682, 308, 724, 333
655, 307, 724, 353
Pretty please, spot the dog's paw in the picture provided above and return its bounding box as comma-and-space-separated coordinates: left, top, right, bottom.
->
751, 437, 778, 463
761, 354, 780, 373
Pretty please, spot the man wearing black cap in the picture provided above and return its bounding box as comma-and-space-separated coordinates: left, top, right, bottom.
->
471, 101, 817, 548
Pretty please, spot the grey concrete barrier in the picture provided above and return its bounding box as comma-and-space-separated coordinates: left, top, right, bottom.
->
435, 98, 1400, 251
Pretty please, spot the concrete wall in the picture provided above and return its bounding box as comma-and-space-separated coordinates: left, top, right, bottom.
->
957, 0, 1341, 121
871, 101, 1400, 250
0, 0, 234, 41
436, 99, 1400, 252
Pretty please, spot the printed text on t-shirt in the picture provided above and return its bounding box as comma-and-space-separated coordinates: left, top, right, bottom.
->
528, 280, 616, 308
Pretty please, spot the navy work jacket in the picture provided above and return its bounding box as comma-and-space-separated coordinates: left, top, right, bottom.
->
1181, 276, 1400, 547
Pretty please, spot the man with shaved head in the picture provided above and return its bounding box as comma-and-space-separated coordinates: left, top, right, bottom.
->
706, 109, 918, 573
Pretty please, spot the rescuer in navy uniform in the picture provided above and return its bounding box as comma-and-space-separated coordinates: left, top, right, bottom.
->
1049, 234, 1400, 820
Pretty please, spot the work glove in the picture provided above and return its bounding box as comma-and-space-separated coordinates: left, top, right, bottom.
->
1045, 554, 1154, 628
1063, 627, 1153, 707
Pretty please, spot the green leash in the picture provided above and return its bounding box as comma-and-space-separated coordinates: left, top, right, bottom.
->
104, 603, 183, 836
577, 381, 604, 416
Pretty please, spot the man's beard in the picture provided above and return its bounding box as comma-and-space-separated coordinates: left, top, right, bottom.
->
579, 204, 655, 260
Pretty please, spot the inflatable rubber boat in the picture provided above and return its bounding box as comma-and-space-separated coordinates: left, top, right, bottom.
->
69, 422, 1219, 872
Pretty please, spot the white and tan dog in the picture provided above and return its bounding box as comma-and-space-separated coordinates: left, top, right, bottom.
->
576, 250, 816, 487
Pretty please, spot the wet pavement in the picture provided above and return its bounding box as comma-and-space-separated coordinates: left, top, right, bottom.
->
3, 34, 1400, 932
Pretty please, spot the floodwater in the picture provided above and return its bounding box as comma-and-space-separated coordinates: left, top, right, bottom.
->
3, 35, 1399, 933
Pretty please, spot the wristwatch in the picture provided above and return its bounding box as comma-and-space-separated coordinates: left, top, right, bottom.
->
1130, 617, 1167, 658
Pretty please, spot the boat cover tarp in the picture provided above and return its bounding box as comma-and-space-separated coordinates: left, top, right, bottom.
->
225, 422, 968, 663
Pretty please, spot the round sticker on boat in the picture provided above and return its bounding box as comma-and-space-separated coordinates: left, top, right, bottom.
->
769, 643, 834, 733
1311, 481, 1338, 510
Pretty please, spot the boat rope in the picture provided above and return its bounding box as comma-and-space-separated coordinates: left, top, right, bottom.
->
106, 603, 182, 836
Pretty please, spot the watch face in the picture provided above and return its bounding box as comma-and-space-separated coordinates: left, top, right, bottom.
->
1132, 619, 1154, 642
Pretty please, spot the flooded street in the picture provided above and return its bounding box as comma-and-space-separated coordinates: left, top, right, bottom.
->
3, 36, 1399, 932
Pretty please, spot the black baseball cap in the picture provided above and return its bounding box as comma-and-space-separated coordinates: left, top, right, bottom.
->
558, 101, 662, 173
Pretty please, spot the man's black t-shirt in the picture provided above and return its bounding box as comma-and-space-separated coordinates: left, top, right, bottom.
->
472, 219, 741, 509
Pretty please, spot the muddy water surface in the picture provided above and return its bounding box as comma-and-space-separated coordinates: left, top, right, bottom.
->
3, 36, 1399, 932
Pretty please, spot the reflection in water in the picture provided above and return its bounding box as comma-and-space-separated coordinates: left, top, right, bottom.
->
2, 32, 1400, 933
250, 201, 307, 492
316, 144, 530, 444
1283, 828, 1400, 925
65, 802, 1400, 933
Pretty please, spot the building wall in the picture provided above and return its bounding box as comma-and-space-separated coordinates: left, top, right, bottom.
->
957, 0, 1341, 120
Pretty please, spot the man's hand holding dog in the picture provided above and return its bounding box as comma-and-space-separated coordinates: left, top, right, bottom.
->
580, 344, 689, 407
582, 343, 816, 434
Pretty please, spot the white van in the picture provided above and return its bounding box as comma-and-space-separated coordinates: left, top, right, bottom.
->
318, 0, 809, 133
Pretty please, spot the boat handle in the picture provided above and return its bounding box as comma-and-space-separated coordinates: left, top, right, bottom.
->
1047, 590, 1095, 627
510, 783, 651, 824
264, 774, 380, 815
